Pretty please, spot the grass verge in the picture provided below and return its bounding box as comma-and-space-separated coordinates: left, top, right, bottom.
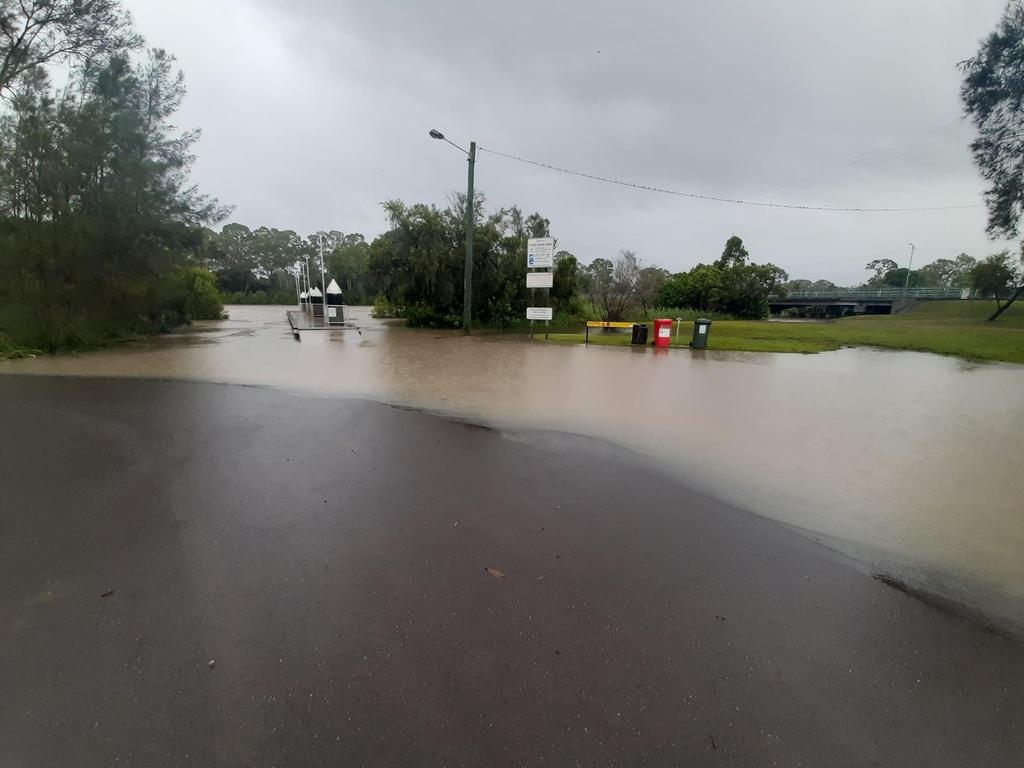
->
543, 301, 1024, 364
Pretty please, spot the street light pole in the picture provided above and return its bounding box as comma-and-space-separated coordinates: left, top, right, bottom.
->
463, 141, 476, 334
430, 129, 476, 334
904, 242, 916, 295
304, 257, 312, 316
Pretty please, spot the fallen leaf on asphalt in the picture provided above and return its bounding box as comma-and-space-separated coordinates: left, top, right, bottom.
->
484, 568, 506, 579
100, 590, 114, 598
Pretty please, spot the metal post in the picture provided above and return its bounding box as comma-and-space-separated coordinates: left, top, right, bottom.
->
904, 242, 916, 295
304, 257, 311, 317
529, 286, 534, 339
544, 277, 549, 341
319, 234, 328, 328
463, 141, 476, 334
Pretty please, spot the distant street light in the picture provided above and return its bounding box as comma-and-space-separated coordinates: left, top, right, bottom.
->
429, 128, 476, 334
904, 242, 916, 295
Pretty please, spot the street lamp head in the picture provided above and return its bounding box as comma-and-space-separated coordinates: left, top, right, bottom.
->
428, 129, 445, 140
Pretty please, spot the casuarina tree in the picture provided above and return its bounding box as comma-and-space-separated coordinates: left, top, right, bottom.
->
961, 0, 1024, 317
0, 0, 139, 96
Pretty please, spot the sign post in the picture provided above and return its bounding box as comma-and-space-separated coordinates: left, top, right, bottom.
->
526, 237, 555, 339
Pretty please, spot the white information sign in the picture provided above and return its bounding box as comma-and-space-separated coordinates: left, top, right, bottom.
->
526, 306, 553, 321
527, 237, 555, 268
526, 272, 554, 288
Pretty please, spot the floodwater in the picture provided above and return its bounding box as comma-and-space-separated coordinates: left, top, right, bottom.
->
5, 305, 1024, 627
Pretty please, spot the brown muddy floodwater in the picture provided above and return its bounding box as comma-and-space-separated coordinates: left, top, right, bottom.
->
5, 305, 1024, 626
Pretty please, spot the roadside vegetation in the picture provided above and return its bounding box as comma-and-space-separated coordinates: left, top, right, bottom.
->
0, 2, 226, 353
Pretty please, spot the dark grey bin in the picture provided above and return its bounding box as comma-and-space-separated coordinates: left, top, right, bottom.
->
690, 318, 712, 349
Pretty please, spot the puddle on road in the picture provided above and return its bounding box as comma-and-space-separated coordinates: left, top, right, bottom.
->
5, 305, 1024, 626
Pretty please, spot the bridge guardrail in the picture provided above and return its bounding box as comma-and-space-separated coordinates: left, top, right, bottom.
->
782, 288, 965, 300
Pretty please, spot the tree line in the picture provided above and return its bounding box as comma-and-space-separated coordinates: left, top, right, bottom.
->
197, 203, 1023, 326
200, 202, 792, 326
0, 1, 225, 352
789, 249, 1024, 321
196, 225, 373, 304
4, 0, 1024, 355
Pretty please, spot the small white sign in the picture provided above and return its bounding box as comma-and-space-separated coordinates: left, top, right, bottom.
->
526, 272, 554, 288
658, 326, 671, 338
328, 307, 337, 318
526, 306, 553, 321
698, 325, 707, 334
527, 237, 555, 268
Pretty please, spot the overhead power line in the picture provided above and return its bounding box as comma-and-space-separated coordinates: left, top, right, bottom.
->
478, 146, 981, 213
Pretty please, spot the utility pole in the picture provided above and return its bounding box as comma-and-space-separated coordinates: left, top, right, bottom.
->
429, 130, 476, 334
463, 141, 476, 334
904, 242, 916, 295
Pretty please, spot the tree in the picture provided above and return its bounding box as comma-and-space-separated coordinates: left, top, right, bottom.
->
961, 1, 1024, 238
583, 257, 613, 318
865, 259, 899, 286
971, 250, 1024, 319
883, 268, 928, 289
917, 254, 977, 288
1, 0, 140, 95
716, 235, 749, 268
658, 237, 786, 318
551, 251, 580, 313
658, 265, 722, 311
714, 262, 788, 318
366, 196, 554, 327
326, 233, 373, 303
0, 47, 226, 348
584, 251, 640, 321
636, 265, 669, 314
206, 223, 258, 291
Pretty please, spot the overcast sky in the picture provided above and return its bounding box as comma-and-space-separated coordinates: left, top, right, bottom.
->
125, 0, 1013, 284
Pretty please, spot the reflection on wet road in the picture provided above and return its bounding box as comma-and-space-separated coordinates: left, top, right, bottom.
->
4, 305, 1024, 625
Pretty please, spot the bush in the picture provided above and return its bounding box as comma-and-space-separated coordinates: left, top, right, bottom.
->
405, 303, 461, 328
634, 306, 735, 321
159, 267, 225, 326
483, 299, 522, 329
182, 269, 225, 320
372, 296, 406, 318
0, 334, 43, 359
220, 289, 295, 305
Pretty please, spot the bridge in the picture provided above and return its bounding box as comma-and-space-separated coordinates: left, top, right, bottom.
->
770, 287, 967, 316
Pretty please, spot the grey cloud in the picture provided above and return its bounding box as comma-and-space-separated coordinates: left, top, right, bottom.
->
127, 0, 1012, 284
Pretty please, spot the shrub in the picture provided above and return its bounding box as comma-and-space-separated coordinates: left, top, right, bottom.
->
221, 289, 295, 305
159, 267, 225, 325
405, 304, 461, 328
372, 296, 406, 318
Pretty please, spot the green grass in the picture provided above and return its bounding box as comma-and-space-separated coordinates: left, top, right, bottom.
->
543, 300, 1024, 364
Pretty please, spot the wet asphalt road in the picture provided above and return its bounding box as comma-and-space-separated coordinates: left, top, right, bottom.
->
1, 376, 1021, 767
